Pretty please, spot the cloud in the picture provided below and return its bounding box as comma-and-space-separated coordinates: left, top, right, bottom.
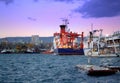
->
53, 0, 74, 3
0, 0, 39, 5
75, 0, 120, 18
27, 17, 37, 21
33, 0, 39, 2
0, 0, 14, 5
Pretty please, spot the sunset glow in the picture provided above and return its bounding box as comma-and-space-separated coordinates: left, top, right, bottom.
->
0, 0, 120, 38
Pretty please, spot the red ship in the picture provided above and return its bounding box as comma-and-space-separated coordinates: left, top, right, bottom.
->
53, 19, 84, 55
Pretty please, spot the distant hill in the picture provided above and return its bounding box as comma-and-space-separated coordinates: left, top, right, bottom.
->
0, 36, 54, 43
0, 36, 87, 44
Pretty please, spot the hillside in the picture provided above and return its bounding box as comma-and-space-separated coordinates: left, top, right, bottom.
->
0, 36, 54, 43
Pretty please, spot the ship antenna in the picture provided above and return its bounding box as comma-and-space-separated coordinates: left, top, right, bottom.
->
61, 18, 69, 31
91, 23, 93, 32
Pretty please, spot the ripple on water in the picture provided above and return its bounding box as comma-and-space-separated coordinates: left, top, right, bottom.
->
0, 54, 120, 83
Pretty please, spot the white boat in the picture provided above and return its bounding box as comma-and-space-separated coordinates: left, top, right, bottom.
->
84, 29, 120, 57
25, 48, 34, 53
1, 49, 14, 54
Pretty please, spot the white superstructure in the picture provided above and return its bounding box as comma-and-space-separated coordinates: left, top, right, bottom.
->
84, 30, 120, 57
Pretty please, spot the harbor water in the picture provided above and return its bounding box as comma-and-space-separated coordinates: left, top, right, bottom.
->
0, 54, 120, 83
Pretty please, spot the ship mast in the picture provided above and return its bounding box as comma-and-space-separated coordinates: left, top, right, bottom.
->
61, 18, 69, 31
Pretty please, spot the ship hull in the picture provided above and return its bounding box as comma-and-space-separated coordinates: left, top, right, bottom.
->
54, 48, 84, 55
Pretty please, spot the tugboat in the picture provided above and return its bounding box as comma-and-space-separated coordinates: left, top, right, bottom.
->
75, 54, 120, 76
76, 64, 118, 76
53, 19, 84, 55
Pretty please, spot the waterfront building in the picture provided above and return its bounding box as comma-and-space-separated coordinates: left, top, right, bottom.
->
31, 35, 40, 45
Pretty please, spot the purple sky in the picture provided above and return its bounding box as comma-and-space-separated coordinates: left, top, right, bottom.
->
0, 0, 120, 38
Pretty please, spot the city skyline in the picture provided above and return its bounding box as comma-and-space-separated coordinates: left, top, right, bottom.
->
0, 0, 120, 38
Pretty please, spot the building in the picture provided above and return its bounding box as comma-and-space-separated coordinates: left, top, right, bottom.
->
31, 35, 40, 45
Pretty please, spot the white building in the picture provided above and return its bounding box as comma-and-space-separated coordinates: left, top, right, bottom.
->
31, 35, 40, 45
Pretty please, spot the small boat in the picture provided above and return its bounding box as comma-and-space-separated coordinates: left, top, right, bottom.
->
23, 48, 36, 54
76, 53, 120, 76
76, 64, 118, 76
1, 49, 14, 54
103, 66, 120, 72
42, 50, 54, 54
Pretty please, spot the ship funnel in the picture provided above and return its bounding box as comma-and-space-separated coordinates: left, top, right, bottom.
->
60, 25, 66, 33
